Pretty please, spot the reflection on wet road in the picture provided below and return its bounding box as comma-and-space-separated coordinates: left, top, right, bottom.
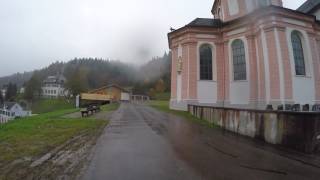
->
82, 103, 320, 180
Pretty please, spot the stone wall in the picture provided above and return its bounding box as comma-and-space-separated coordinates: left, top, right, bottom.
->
188, 105, 320, 153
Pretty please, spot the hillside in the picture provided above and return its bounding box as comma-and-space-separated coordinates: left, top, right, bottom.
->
0, 53, 171, 96
0, 72, 33, 88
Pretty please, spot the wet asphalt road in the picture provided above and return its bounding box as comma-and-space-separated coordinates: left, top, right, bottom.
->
82, 103, 320, 180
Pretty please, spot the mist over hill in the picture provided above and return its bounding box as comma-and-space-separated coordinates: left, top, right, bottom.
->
0, 53, 171, 95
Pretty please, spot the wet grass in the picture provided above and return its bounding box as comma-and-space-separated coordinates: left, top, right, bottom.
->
149, 100, 215, 128
0, 108, 108, 166
31, 99, 74, 114
153, 92, 171, 101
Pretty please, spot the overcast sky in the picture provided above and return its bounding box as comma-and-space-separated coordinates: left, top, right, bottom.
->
0, 0, 306, 76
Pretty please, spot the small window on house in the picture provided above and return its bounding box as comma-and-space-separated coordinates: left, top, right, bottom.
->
291, 31, 306, 76
232, 39, 247, 81
199, 44, 213, 80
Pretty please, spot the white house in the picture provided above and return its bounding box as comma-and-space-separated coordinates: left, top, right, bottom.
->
1, 88, 6, 99
42, 75, 68, 98
0, 102, 32, 123
19, 87, 25, 94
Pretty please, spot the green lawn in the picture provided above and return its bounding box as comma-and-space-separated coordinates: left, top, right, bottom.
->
101, 103, 120, 112
153, 92, 171, 101
31, 99, 74, 114
0, 103, 119, 166
149, 100, 215, 128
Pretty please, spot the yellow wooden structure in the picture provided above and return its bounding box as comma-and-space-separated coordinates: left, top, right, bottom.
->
80, 93, 112, 101
88, 84, 130, 101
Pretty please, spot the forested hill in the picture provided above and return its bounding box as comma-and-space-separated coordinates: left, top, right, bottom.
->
0, 72, 33, 88
0, 53, 171, 96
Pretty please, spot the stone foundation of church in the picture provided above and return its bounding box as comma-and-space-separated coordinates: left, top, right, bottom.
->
188, 104, 320, 154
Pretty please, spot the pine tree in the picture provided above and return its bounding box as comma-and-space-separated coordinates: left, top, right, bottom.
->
0, 90, 3, 104
5, 83, 18, 101
24, 73, 42, 101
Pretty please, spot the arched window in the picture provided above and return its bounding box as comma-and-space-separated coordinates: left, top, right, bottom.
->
199, 44, 213, 80
291, 31, 306, 76
232, 39, 247, 81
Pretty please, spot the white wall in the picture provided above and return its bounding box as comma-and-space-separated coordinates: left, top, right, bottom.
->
10, 104, 30, 117
245, 0, 255, 12
177, 75, 182, 102
197, 81, 217, 104
227, 0, 239, 16
42, 86, 66, 98
230, 82, 250, 104
176, 45, 183, 102
121, 92, 130, 101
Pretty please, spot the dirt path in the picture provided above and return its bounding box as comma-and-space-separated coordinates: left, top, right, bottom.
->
81, 103, 320, 180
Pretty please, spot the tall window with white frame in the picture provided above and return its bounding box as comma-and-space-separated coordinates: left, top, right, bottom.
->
232, 39, 247, 81
199, 44, 213, 80
291, 31, 306, 76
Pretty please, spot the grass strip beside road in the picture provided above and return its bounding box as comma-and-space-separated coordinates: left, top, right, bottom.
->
31, 99, 74, 114
0, 104, 117, 166
149, 100, 215, 128
101, 103, 120, 112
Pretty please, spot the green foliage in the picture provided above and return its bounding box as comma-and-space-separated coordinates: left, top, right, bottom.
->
148, 88, 156, 98
65, 66, 89, 96
4, 52, 172, 101
63, 58, 137, 92
155, 79, 166, 93
134, 52, 172, 95
24, 72, 42, 101
149, 101, 215, 128
154, 92, 171, 101
0, 108, 106, 164
5, 83, 17, 101
0, 90, 3, 104
31, 99, 74, 114
100, 103, 120, 112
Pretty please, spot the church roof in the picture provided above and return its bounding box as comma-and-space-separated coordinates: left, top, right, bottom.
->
297, 0, 320, 13
187, 18, 223, 28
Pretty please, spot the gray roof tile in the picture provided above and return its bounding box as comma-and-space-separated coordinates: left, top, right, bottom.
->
297, 0, 320, 13
187, 18, 223, 28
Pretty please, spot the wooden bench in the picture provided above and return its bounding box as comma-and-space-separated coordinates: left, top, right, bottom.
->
81, 105, 101, 117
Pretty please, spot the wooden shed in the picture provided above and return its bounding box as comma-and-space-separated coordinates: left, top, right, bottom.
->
88, 84, 131, 102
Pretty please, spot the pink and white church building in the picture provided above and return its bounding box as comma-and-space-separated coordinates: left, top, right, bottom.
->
168, 0, 320, 111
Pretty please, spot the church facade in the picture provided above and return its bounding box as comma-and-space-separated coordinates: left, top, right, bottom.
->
168, 0, 320, 111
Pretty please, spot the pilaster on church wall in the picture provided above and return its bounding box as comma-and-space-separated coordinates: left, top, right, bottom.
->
215, 41, 225, 102
186, 41, 198, 100
309, 33, 320, 101
223, 40, 230, 102
276, 26, 293, 101
181, 44, 188, 99
170, 47, 178, 99
256, 30, 267, 103
263, 26, 281, 101
246, 34, 258, 103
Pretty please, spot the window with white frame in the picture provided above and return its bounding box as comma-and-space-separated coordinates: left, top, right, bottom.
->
232, 39, 247, 81
199, 44, 213, 80
291, 31, 306, 76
